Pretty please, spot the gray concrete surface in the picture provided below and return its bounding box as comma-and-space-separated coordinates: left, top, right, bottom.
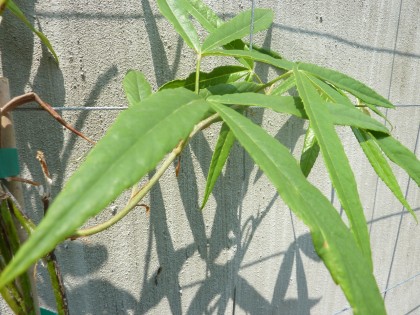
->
1, 0, 419, 314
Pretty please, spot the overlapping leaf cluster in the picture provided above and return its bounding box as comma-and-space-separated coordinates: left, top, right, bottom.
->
1, 1, 419, 314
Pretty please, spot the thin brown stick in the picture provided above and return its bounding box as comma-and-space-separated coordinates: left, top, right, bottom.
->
35, 154, 69, 315
1, 92, 95, 144
4, 177, 40, 186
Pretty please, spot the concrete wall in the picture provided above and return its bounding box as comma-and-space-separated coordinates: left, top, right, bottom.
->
1, 0, 419, 314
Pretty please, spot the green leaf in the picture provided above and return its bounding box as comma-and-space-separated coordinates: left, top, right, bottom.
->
208, 93, 306, 118
202, 9, 273, 53
371, 131, 420, 187
123, 70, 152, 107
7, 0, 58, 63
300, 125, 320, 177
184, 0, 254, 68
298, 63, 394, 108
304, 71, 414, 219
271, 75, 296, 96
203, 49, 294, 71
156, 0, 201, 52
294, 67, 372, 267
0, 88, 212, 290
364, 102, 394, 128
208, 93, 389, 133
305, 74, 353, 105
326, 102, 389, 134
354, 129, 417, 221
183, 0, 222, 31
211, 102, 385, 315
201, 123, 235, 209
202, 82, 263, 97
159, 66, 250, 91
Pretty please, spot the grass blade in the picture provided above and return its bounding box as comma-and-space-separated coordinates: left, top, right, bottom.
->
211, 102, 385, 315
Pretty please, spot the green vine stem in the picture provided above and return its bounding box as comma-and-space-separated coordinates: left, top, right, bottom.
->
45, 252, 68, 315
0, 199, 34, 313
195, 53, 202, 94
71, 112, 221, 238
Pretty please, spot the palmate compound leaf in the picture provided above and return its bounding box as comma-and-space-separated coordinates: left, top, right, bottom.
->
294, 68, 373, 268
298, 63, 394, 108
201, 8, 273, 53
123, 70, 152, 106
210, 102, 386, 314
0, 88, 212, 290
207, 93, 390, 133
306, 74, 417, 221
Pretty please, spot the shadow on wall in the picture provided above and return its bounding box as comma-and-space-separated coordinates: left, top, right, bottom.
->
0, 1, 323, 314
3, 1, 418, 314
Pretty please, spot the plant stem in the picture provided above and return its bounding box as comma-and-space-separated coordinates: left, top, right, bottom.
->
195, 54, 202, 94
71, 113, 221, 238
45, 252, 68, 315
0, 200, 34, 313
259, 70, 292, 92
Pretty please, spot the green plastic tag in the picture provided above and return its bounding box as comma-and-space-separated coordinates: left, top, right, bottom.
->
0, 148, 19, 178
40, 308, 58, 315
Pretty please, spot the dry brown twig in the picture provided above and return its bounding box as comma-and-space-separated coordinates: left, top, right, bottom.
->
0, 92, 95, 144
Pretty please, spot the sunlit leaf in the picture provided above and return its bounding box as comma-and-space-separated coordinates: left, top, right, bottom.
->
354, 129, 417, 221
300, 125, 320, 177
211, 102, 385, 315
208, 93, 306, 118
209, 93, 389, 133
123, 70, 152, 106
295, 67, 372, 267
371, 131, 420, 187
298, 63, 394, 108
202, 9, 273, 52
183, 0, 222, 31
203, 49, 294, 70
201, 123, 235, 209
271, 75, 296, 96
326, 103, 389, 134
156, 0, 201, 52
0, 88, 212, 290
